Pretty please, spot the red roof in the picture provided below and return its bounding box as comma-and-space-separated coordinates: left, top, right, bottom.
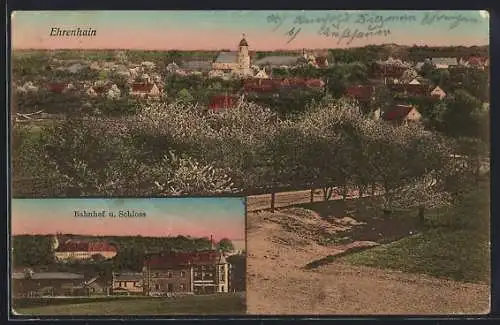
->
346, 85, 374, 101
46, 83, 67, 93
145, 250, 222, 267
131, 83, 155, 92
382, 105, 416, 121
209, 95, 238, 111
56, 239, 117, 253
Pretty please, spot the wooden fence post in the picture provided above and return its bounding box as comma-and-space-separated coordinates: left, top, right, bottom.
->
270, 192, 276, 213
310, 189, 314, 203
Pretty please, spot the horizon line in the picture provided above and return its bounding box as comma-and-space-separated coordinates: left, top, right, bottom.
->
12, 232, 244, 240
11, 43, 490, 52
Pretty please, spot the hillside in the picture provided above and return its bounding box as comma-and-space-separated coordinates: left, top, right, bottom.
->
246, 207, 490, 315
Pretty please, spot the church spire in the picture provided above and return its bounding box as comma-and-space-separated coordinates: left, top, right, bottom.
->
239, 33, 248, 47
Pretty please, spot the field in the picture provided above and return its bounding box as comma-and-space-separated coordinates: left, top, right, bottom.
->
13, 293, 246, 316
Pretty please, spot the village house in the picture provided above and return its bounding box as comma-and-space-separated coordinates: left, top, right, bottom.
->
111, 272, 143, 295
12, 269, 86, 297
129, 83, 161, 98
431, 57, 459, 69
143, 241, 230, 296
430, 86, 447, 100
52, 235, 118, 262
254, 55, 301, 69
83, 275, 109, 295
382, 104, 422, 125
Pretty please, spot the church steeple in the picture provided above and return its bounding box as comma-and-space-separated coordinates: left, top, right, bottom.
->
239, 33, 248, 47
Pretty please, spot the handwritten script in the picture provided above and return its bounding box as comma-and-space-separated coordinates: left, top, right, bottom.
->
267, 12, 480, 45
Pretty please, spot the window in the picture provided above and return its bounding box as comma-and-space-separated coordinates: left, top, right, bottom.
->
180, 284, 185, 291
219, 271, 225, 282
168, 272, 173, 278
155, 283, 160, 290
167, 283, 173, 292
155, 272, 160, 277
180, 271, 185, 278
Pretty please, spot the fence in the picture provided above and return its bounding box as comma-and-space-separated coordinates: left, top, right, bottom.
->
246, 185, 383, 213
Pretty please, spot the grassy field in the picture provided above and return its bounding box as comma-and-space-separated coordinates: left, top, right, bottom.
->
13, 293, 246, 316
338, 180, 491, 284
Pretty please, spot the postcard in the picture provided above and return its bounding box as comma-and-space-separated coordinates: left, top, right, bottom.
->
10, 197, 246, 316
10, 10, 490, 316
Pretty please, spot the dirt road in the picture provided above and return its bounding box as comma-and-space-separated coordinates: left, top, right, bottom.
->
246, 208, 490, 315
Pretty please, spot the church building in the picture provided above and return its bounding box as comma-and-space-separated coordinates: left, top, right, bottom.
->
212, 34, 252, 77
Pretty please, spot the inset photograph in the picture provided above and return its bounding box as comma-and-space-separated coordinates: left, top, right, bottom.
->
10, 198, 246, 316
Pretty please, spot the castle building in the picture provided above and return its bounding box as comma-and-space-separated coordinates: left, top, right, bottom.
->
52, 235, 118, 262
211, 34, 252, 77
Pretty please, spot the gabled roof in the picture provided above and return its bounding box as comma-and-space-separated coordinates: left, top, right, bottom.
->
382, 105, 418, 121
56, 239, 117, 253
113, 272, 143, 282
254, 56, 300, 66
431, 57, 458, 66
214, 52, 238, 64
145, 250, 225, 268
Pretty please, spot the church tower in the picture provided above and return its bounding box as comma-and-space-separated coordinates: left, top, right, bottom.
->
238, 33, 250, 73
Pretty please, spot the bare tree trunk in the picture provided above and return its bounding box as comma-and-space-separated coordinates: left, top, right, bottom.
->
418, 206, 426, 226
270, 192, 275, 213
322, 186, 333, 201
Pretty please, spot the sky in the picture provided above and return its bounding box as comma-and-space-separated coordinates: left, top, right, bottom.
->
11, 10, 489, 50
11, 198, 246, 240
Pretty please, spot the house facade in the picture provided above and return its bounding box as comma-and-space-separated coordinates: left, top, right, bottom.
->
143, 249, 229, 296
111, 272, 143, 295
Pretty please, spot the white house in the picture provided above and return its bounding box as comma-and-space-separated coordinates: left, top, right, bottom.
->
408, 78, 421, 85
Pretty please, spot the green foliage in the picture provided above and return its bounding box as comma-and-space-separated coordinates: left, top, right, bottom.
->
216, 238, 234, 253
12, 235, 56, 266
176, 88, 195, 103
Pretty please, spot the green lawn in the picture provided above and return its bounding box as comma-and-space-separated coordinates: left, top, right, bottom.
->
339, 180, 490, 284
13, 293, 246, 316
340, 229, 490, 283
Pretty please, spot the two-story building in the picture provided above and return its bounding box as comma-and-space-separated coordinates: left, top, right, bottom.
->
143, 249, 229, 296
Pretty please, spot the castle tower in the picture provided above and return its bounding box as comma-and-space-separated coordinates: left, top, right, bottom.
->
238, 33, 250, 73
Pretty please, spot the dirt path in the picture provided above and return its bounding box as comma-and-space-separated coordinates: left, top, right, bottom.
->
246, 209, 490, 315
